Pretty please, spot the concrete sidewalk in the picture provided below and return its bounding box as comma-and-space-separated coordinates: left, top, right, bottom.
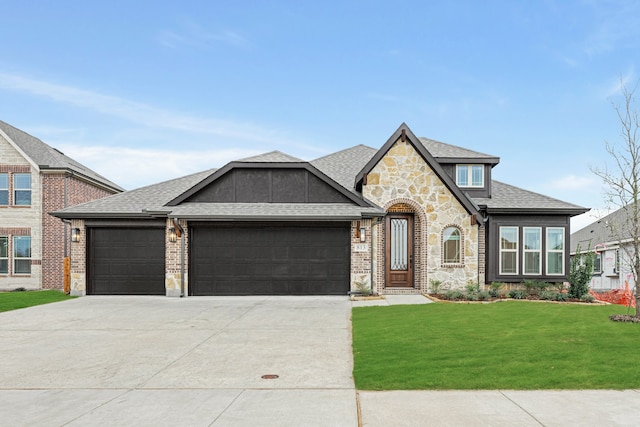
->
358, 389, 640, 426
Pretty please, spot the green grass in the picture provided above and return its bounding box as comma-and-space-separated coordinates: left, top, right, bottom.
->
352, 301, 640, 390
0, 290, 75, 313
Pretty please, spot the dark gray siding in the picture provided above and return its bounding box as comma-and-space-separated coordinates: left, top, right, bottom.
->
440, 163, 492, 198
185, 168, 353, 204
485, 214, 572, 283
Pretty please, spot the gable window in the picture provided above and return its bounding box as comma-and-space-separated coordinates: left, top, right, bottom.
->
523, 227, 541, 275
546, 227, 564, 275
0, 237, 7, 274
499, 227, 518, 274
0, 173, 8, 205
13, 236, 31, 274
443, 226, 461, 264
456, 165, 484, 188
13, 173, 31, 206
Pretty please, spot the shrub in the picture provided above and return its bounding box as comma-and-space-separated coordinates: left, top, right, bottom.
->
477, 291, 491, 301
523, 280, 549, 295
465, 281, 480, 294
581, 294, 595, 303
489, 282, 503, 298
429, 279, 443, 294
508, 290, 527, 299
569, 244, 594, 299
444, 290, 464, 300
539, 290, 556, 300
554, 293, 569, 302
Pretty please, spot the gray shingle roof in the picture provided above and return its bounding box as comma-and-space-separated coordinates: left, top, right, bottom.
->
473, 181, 587, 213
52, 169, 216, 218
237, 151, 304, 163
570, 207, 633, 252
420, 138, 499, 162
169, 202, 384, 220
0, 119, 124, 192
311, 144, 377, 192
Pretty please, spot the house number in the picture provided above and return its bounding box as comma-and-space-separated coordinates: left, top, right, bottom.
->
354, 244, 369, 252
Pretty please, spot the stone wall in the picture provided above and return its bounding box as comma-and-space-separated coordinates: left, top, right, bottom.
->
362, 138, 480, 291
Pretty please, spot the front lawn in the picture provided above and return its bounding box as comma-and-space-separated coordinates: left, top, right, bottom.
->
0, 290, 75, 313
352, 301, 640, 390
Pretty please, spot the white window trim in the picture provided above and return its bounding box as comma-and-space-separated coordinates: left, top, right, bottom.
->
0, 236, 8, 275
13, 173, 31, 206
593, 252, 602, 274
0, 172, 8, 205
456, 164, 484, 188
442, 226, 462, 265
13, 236, 31, 275
546, 227, 565, 276
499, 226, 519, 275
523, 227, 542, 275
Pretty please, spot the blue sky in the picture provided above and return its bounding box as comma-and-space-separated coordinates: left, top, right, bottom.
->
1, 0, 639, 231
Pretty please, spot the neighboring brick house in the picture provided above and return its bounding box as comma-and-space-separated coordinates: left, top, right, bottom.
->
0, 120, 123, 291
53, 123, 587, 296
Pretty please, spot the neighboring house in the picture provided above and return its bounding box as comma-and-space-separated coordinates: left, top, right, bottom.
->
0, 120, 123, 291
570, 207, 637, 291
53, 123, 587, 296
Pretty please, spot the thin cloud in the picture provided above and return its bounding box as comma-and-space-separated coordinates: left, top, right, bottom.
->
547, 174, 598, 191
603, 69, 636, 98
0, 72, 325, 154
157, 21, 248, 49
54, 143, 261, 190
582, 0, 640, 56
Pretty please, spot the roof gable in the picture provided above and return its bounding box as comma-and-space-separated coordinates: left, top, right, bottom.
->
355, 123, 481, 219
168, 158, 370, 207
0, 119, 123, 192
420, 138, 500, 165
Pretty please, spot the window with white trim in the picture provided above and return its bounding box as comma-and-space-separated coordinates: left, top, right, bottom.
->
0, 173, 8, 205
443, 226, 461, 264
546, 227, 564, 275
523, 227, 541, 275
456, 165, 484, 188
0, 236, 7, 274
593, 252, 602, 274
13, 236, 31, 274
499, 227, 518, 274
13, 173, 31, 206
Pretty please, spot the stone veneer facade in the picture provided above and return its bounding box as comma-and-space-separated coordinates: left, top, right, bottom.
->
361, 138, 483, 293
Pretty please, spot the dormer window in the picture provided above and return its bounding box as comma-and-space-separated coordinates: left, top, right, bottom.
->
456, 165, 484, 188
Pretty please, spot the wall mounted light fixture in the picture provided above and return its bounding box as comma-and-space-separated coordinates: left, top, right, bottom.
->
71, 228, 81, 243
360, 226, 366, 242
169, 227, 177, 243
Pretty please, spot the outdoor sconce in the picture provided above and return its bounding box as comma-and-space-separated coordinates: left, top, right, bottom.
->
360, 226, 366, 242
71, 228, 81, 243
169, 227, 177, 243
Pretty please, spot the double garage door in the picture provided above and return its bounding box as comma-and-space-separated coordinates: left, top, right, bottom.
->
87, 223, 350, 296
190, 223, 350, 295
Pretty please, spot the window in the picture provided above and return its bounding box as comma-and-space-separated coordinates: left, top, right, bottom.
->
593, 253, 602, 274
499, 227, 518, 274
13, 236, 31, 274
456, 165, 484, 187
546, 228, 564, 275
0, 237, 7, 274
523, 227, 541, 274
443, 227, 461, 264
0, 173, 7, 205
13, 173, 31, 206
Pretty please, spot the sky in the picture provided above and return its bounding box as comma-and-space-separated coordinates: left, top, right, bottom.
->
1, 0, 639, 232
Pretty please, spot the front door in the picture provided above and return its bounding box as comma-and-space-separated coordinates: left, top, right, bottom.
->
385, 214, 414, 288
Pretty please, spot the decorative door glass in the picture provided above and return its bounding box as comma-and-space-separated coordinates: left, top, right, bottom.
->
390, 218, 408, 270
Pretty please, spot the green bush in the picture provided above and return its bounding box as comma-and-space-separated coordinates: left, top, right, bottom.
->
508, 290, 527, 299
489, 282, 503, 298
444, 290, 464, 300
477, 291, 491, 301
429, 279, 443, 294
539, 290, 556, 300
555, 293, 569, 302
523, 280, 549, 295
569, 244, 594, 299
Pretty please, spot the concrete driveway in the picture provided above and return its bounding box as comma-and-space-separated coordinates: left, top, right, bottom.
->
0, 296, 357, 426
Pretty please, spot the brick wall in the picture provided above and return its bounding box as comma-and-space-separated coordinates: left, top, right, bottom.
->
165, 218, 189, 296
350, 219, 372, 293
41, 174, 117, 289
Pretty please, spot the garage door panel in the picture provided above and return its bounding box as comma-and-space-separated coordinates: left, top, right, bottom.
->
191, 223, 349, 295
88, 227, 165, 295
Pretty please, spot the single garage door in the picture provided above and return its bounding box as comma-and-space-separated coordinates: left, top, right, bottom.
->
88, 227, 166, 295
190, 223, 350, 295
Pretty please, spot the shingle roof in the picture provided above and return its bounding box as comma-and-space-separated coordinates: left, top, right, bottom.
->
570, 207, 633, 252
52, 169, 215, 218
311, 144, 377, 192
0, 119, 123, 192
168, 202, 384, 220
237, 150, 304, 163
473, 181, 587, 213
420, 138, 499, 163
